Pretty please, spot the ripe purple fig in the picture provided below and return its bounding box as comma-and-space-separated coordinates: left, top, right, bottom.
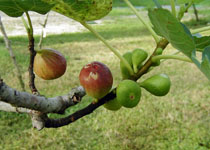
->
34, 48, 67, 80
79, 61, 113, 99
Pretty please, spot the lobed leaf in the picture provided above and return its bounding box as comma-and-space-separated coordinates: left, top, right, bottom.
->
148, 8, 196, 58
42, 0, 112, 22
0, 0, 53, 17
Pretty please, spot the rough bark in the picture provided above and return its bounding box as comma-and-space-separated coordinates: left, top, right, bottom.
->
0, 80, 85, 114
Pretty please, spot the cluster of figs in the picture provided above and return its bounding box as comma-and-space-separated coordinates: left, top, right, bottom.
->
34, 48, 171, 111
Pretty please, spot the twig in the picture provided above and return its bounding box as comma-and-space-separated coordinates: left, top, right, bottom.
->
22, 13, 38, 94
0, 16, 25, 91
192, 3, 199, 22
133, 39, 169, 80
38, 13, 49, 49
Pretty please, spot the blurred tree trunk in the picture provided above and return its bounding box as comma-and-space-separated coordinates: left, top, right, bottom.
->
192, 3, 199, 22
0, 16, 25, 91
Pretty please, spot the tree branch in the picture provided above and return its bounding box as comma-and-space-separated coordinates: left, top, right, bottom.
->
0, 101, 32, 113
23, 12, 38, 94
0, 79, 85, 114
44, 90, 116, 128
131, 38, 169, 80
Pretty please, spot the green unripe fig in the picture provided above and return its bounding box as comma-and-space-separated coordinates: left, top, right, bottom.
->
151, 60, 160, 66
140, 74, 171, 96
104, 98, 122, 111
152, 48, 163, 66
155, 48, 163, 55
132, 49, 148, 73
120, 52, 133, 79
117, 80, 141, 108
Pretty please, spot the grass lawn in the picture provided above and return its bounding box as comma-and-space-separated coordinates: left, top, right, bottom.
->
0, 6, 210, 150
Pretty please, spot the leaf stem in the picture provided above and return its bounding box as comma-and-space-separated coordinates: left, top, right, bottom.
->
191, 26, 210, 34
80, 22, 134, 75
123, 0, 160, 43
21, 16, 30, 33
25, 12, 33, 36
152, 55, 192, 63
170, 0, 176, 17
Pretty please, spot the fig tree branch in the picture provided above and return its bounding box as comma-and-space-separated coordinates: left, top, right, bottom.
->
44, 89, 116, 128
0, 79, 85, 114
0, 101, 32, 113
22, 12, 38, 94
133, 38, 169, 80
0, 16, 25, 91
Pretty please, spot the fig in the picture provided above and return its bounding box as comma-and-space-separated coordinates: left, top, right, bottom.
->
104, 98, 122, 111
34, 48, 67, 80
140, 74, 171, 96
155, 48, 163, 55
152, 48, 163, 66
117, 80, 141, 108
79, 61, 113, 99
132, 49, 148, 73
120, 52, 133, 79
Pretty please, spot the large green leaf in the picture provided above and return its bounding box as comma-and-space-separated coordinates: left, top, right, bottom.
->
148, 8, 195, 57
201, 47, 210, 80
42, 0, 112, 22
0, 0, 53, 17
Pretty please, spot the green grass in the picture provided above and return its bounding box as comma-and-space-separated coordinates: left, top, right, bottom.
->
0, 7, 210, 150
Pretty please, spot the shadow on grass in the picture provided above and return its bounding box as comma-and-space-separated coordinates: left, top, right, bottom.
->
0, 25, 150, 47
183, 18, 209, 29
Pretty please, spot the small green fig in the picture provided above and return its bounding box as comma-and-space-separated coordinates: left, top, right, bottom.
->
152, 48, 163, 66
34, 48, 67, 80
120, 52, 133, 79
104, 98, 122, 111
155, 48, 163, 55
140, 74, 171, 96
79, 61, 113, 99
117, 80, 141, 108
132, 49, 148, 73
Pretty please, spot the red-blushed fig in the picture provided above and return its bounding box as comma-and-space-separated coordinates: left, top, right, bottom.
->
34, 48, 67, 80
79, 61, 113, 99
